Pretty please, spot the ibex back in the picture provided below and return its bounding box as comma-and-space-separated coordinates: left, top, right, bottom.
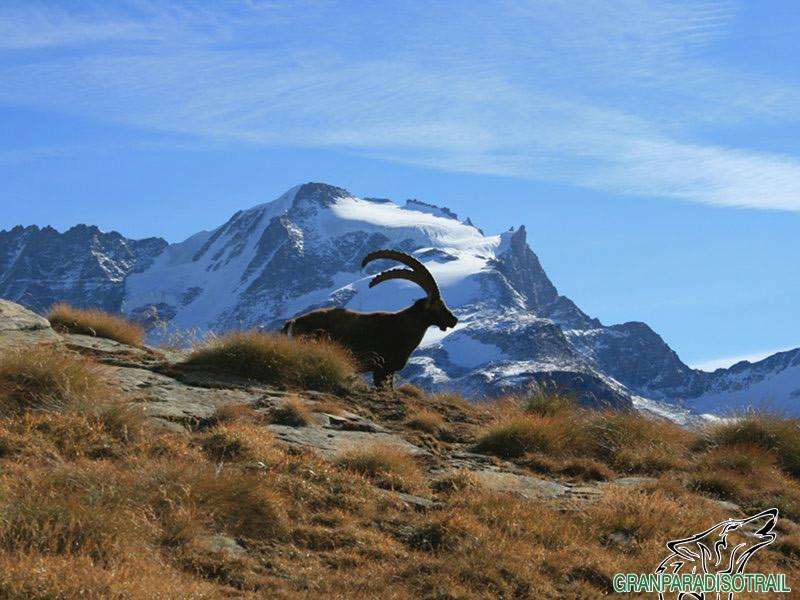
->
282, 250, 458, 388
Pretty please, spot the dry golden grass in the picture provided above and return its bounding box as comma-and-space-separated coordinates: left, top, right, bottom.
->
199, 422, 278, 464
689, 468, 746, 501
1, 406, 798, 599
405, 407, 444, 434
48, 303, 145, 346
0, 345, 109, 415
309, 398, 346, 415
334, 442, 426, 493
431, 469, 484, 495
522, 389, 577, 416
186, 330, 357, 393
475, 412, 580, 458
685, 441, 800, 521
395, 383, 427, 400
522, 453, 614, 481
154, 464, 286, 540
270, 395, 313, 426
430, 391, 475, 411
699, 413, 800, 477
475, 402, 694, 475
1, 353, 800, 599
0, 346, 144, 458
211, 402, 265, 425
0, 553, 219, 599
583, 411, 694, 473
585, 484, 726, 548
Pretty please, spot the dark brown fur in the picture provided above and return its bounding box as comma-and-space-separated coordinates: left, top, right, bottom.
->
282, 296, 457, 388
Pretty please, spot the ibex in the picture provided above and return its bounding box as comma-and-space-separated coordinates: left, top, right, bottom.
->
282, 249, 458, 388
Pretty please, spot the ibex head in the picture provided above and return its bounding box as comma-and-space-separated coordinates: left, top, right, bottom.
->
362, 249, 458, 331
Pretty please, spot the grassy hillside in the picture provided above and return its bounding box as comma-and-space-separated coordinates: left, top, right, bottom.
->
0, 304, 798, 599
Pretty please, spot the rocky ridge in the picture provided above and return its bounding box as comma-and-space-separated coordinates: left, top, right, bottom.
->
0, 297, 651, 509
2, 183, 798, 415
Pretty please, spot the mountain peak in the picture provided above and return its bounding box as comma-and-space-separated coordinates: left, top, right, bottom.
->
6, 184, 797, 416
292, 182, 350, 208
403, 199, 459, 220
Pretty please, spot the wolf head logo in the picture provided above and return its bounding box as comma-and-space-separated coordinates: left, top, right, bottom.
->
655, 508, 778, 600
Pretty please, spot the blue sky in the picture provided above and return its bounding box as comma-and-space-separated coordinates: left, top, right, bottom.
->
1, 0, 798, 368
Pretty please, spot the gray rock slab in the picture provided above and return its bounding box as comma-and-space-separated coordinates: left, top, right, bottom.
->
63, 333, 149, 356
602, 476, 658, 488
0, 300, 60, 348
195, 534, 247, 557
266, 423, 428, 459
0, 299, 51, 331
470, 469, 571, 499
109, 365, 264, 424
0, 328, 61, 350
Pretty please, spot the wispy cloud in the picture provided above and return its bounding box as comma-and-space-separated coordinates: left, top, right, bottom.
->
2, 0, 800, 211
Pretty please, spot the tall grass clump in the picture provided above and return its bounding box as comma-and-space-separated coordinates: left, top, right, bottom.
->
335, 442, 425, 493
523, 389, 576, 416
186, 331, 356, 393
699, 413, 800, 478
270, 395, 313, 427
0, 346, 108, 416
474, 393, 694, 473
48, 304, 145, 347
582, 412, 694, 474
405, 408, 445, 434
475, 413, 580, 458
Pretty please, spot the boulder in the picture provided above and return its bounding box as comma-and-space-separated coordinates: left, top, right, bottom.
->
0, 299, 60, 349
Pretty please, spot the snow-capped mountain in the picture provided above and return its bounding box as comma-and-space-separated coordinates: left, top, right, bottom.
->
0, 224, 166, 313
690, 349, 800, 415
120, 183, 630, 408
2, 182, 798, 415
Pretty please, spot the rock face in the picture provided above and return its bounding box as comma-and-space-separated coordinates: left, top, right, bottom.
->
0, 298, 60, 348
3, 183, 799, 415
0, 224, 166, 313
0, 298, 51, 331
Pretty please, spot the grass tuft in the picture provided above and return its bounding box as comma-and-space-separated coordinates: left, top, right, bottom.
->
523, 389, 576, 416
48, 303, 144, 346
688, 469, 745, 500
270, 395, 312, 427
186, 330, 356, 393
335, 442, 425, 493
475, 398, 693, 475
405, 408, 445, 434
699, 413, 800, 478
199, 423, 277, 464
475, 413, 578, 458
0, 346, 110, 416
395, 383, 427, 400
522, 453, 614, 481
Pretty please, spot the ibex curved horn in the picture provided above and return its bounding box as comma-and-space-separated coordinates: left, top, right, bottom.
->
362, 250, 440, 298
284, 247, 458, 389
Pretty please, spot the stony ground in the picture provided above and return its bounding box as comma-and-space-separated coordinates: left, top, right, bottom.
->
1, 300, 651, 510
1, 298, 798, 599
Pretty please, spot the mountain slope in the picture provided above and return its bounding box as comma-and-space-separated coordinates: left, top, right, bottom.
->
0, 224, 166, 313
3, 182, 798, 415
123, 184, 633, 408
689, 348, 800, 415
